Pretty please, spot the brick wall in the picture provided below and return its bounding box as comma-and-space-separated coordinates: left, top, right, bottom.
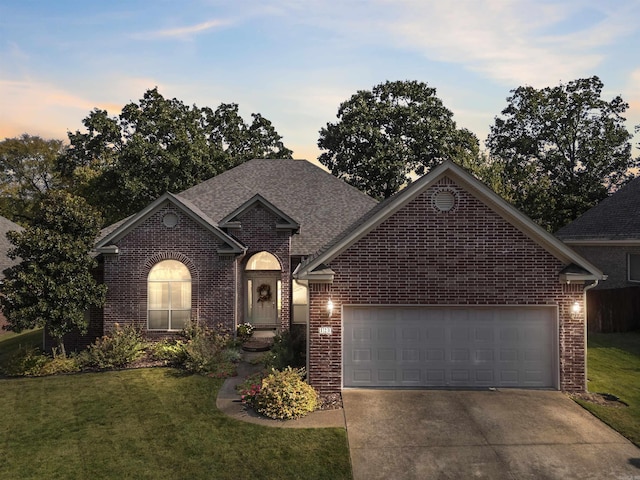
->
100, 200, 293, 340
571, 245, 640, 290
308, 177, 587, 393
102, 202, 238, 337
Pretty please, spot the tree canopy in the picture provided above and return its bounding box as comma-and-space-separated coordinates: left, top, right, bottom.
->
317, 80, 480, 199
0, 191, 106, 354
487, 76, 637, 232
59, 88, 292, 224
0, 134, 66, 224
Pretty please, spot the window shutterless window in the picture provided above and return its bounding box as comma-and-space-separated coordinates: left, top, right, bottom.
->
148, 260, 191, 330
629, 254, 640, 282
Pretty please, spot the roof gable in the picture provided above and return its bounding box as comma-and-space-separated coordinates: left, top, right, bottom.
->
178, 159, 377, 255
219, 194, 300, 232
95, 192, 245, 255
295, 161, 604, 282
556, 176, 640, 243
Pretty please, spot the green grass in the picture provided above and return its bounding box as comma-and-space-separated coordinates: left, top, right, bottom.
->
0, 331, 352, 480
576, 331, 640, 447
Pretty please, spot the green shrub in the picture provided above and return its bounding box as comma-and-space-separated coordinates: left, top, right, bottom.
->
254, 367, 318, 420
206, 361, 237, 379
1, 346, 49, 376
148, 339, 187, 365
39, 355, 80, 375
263, 330, 305, 370
78, 324, 145, 369
178, 323, 233, 374
222, 347, 243, 363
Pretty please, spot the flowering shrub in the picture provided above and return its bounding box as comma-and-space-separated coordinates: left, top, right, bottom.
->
237, 371, 267, 407
236, 322, 254, 341
253, 367, 318, 420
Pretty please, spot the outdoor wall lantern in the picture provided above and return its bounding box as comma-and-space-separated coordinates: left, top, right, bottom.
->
571, 301, 581, 318
327, 299, 334, 318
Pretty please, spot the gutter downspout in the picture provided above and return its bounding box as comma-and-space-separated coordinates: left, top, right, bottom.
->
583, 280, 599, 392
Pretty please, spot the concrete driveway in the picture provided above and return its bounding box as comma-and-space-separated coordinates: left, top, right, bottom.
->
343, 389, 640, 479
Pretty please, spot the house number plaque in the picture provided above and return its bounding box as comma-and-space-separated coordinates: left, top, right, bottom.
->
319, 326, 332, 335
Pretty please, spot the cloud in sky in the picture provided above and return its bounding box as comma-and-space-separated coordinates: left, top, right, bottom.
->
364, 0, 634, 87
132, 18, 232, 40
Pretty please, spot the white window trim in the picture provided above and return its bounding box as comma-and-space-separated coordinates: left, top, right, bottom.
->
628, 253, 640, 283
148, 260, 192, 331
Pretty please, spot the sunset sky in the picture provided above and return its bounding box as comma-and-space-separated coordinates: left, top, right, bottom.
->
1, 0, 639, 161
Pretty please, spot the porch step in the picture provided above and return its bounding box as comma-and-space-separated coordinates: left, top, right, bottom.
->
252, 329, 277, 339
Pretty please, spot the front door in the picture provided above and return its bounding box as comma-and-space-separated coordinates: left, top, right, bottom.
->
248, 275, 278, 326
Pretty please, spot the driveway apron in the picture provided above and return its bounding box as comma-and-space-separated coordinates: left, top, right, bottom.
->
342, 389, 640, 480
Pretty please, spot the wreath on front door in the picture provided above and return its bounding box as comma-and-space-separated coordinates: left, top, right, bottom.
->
256, 283, 272, 303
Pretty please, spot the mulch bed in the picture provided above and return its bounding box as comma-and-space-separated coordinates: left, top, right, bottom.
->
317, 392, 343, 410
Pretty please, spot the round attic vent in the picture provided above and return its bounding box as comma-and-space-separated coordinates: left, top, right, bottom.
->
162, 212, 179, 228
432, 190, 457, 212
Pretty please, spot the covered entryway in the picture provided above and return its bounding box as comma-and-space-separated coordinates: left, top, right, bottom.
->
244, 252, 281, 329
343, 306, 558, 389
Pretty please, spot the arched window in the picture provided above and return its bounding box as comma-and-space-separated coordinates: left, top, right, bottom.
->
245, 251, 281, 271
148, 260, 191, 330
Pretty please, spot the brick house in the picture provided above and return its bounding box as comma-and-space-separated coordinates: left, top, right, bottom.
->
556, 176, 640, 332
90, 159, 602, 393
294, 161, 603, 393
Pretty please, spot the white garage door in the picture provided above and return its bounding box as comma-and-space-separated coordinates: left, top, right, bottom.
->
343, 306, 558, 389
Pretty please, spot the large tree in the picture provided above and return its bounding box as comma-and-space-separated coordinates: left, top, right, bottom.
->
0, 134, 66, 224
0, 191, 106, 354
487, 76, 637, 232
59, 88, 292, 224
318, 80, 480, 199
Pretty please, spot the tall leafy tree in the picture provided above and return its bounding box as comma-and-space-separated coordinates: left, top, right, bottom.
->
487, 76, 637, 232
0, 191, 107, 355
0, 134, 66, 223
318, 80, 480, 199
59, 88, 292, 224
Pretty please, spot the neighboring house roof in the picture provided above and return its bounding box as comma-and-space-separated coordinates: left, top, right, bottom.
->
177, 159, 377, 256
555, 176, 640, 244
295, 160, 604, 283
0, 215, 23, 278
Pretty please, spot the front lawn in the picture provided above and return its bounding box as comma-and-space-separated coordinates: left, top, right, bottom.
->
0, 333, 351, 480
575, 331, 640, 447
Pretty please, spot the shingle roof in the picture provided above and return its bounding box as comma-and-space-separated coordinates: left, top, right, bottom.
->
177, 159, 377, 256
0, 215, 22, 278
555, 176, 640, 240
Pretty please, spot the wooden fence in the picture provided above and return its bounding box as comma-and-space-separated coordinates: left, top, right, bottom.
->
587, 286, 640, 333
